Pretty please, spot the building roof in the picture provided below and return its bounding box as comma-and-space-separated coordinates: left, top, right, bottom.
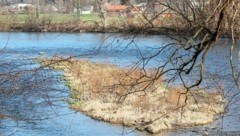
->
102, 2, 127, 12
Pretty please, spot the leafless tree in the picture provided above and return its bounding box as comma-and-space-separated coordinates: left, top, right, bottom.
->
94, 0, 240, 132
0, 44, 69, 125
121, 0, 240, 91
1, 0, 240, 135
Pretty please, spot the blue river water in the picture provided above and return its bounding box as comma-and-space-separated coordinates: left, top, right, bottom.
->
0, 32, 240, 136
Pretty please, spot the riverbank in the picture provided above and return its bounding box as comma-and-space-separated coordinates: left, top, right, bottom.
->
0, 14, 200, 35
2, 21, 233, 37
0, 22, 184, 35
38, 57, 226, 134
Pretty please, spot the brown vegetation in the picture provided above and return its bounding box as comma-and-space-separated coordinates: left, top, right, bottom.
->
0, 114, 6, 119
38, 57, 226, 134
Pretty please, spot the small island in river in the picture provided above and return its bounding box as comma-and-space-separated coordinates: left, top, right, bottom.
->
38, 57, 226, 134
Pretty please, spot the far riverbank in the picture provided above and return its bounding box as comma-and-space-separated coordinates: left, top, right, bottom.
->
0, 20, 207, 36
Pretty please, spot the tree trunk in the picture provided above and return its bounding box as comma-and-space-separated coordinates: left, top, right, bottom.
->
77, 0, 80, 20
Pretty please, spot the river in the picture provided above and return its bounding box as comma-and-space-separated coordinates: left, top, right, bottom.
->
0, 32, 240, 136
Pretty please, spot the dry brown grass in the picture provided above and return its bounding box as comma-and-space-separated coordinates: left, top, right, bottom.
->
0, 114, 6, 119
40, 57, 160, 102
38, 57, 226, 134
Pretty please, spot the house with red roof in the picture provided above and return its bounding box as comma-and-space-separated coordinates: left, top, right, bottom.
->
101, 1, 127, 13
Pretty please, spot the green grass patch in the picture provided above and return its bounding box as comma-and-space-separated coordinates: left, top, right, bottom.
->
0, 13, 100, 24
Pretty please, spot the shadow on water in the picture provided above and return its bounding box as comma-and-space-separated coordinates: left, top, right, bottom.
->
0, 32, 240, 135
